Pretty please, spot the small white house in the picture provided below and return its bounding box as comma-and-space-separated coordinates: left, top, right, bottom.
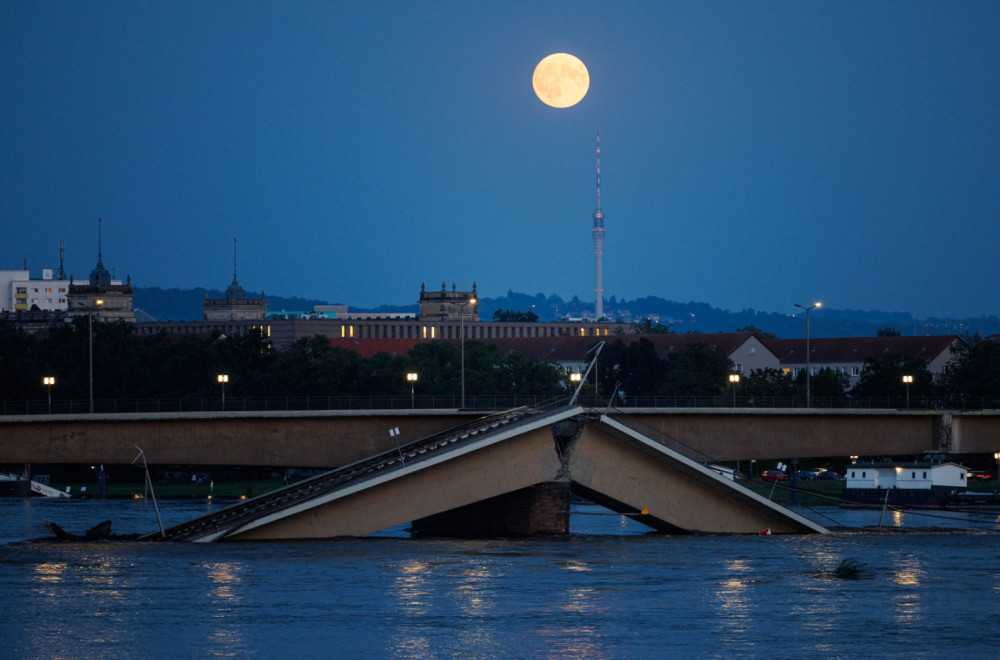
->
844, 461, 967, 507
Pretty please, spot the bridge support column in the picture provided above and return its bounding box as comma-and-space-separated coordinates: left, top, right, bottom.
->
934, 413, 953, 453
411, 481, 570, 537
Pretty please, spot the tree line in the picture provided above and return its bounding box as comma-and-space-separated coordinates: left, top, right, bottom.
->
1, 321, 997, 405
581, 335, 999, 405
0, 320, 569, 402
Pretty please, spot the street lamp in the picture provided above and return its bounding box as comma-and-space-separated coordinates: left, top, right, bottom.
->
43, 376, 55, 413
407, 372, 418, 408
729, 373, 740, 407
217, 374, 229, 410
902, 374, 913, 409
794, 302, 821, 407
460, 297, 477, 408
993, 452, 999, 484
88, 298, 104, 413
569, 371, 582, 400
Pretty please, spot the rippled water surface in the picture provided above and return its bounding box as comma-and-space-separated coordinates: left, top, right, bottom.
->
2, 498, 999, 659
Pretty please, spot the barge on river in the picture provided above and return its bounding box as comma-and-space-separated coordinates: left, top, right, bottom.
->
841, 459, 970, 508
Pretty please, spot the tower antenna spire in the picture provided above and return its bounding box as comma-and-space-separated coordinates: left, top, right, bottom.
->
97, 217, 104, 268
233, 237, 238, 284
58, 240, 66, 280
591, 132, 606, 319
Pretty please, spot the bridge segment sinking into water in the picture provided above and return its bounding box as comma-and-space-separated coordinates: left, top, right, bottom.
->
139, 404, 828, 542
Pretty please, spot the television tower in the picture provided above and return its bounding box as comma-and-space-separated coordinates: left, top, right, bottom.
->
591, 132, 606, 319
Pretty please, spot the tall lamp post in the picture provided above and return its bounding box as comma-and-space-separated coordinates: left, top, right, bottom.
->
993, 452, 999, 484
407, 372, 418, 408
902, 374, 913, 409
794, 302, 821, 407
217, 374, 229, 410
460, 297, 477, 408
43, 376, 56, 414
88, 298, 104, 413
569, 372, 582, 401
729, 373, 740, 407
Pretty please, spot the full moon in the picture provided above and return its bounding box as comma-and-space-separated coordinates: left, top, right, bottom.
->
532, 53, 589, 108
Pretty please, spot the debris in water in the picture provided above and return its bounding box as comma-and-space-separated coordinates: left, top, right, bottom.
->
834, 558, 864, 579
46, 520, 139, 541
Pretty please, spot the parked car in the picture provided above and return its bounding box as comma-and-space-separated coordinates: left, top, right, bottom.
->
761, 470, 788, 482
967, 471, 992, 480
816, 471, 842, 480
793, 470, 817, 480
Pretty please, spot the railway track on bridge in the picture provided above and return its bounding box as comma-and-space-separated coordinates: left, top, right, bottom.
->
138, 403, 566, 542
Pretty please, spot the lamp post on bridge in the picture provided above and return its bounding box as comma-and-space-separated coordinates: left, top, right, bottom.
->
460, 296, 477, 409
729, 373, 740, 407
43, 376, 55, 414
407, 372, 418, 409
902, 374, 913, 409
794, 301, 821, 408
217, 374, 229, 410
88, 298, 104, 413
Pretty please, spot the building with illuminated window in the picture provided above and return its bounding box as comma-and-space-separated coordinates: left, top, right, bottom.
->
1, 269, 69, 313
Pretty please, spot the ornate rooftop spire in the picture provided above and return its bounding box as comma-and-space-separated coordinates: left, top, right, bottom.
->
89, 218, 112, 286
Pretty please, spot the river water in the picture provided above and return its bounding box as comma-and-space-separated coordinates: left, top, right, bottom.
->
2, 498, 999, 659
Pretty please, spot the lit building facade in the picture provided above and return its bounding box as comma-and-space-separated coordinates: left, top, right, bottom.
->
419, 282, 480, 322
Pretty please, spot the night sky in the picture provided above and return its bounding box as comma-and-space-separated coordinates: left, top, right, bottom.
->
2, 1, 998, 318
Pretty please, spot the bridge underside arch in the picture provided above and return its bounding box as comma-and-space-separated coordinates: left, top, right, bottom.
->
227, 425, 563, 540
220, 411, 825, 541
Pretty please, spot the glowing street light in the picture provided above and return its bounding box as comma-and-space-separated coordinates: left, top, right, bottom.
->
993, 452, 999, 484
88, 299, 104, 413
902, 374, 913, 409
794, 302, 821, 407
406, 372, 418, 408
217, 374, 229, 410
43, 376, 56, 414
729, 373, 741, 407
460, 297, 477, 408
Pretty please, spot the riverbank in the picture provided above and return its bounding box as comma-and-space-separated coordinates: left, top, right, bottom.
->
49, 478, 286, 500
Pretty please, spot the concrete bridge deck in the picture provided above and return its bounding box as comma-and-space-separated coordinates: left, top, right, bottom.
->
2, 407, 997, 470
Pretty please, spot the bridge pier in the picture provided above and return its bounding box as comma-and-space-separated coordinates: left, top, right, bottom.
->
411, 481, 570, 537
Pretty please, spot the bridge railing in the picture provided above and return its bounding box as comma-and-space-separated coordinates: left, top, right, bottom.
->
0, 394, 560, 416
582, 394, 999, 411
3, 394, 997, 417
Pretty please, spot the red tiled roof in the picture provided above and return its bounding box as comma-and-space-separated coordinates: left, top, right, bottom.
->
451, 332, 755, 361
322, 333, 757, 362
762, 335, 962, 364
325, 338, 429, 358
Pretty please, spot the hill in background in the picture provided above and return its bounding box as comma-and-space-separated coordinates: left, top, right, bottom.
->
132, 287, 999, 339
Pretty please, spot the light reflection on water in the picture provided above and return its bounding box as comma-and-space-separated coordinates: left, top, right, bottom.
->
715, 559, 752, 639
891, 554, 926, 627
2, 499, 1000, 659
203, 561, 249, 656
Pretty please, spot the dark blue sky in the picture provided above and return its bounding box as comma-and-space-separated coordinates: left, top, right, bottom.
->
3, 1, 998, 318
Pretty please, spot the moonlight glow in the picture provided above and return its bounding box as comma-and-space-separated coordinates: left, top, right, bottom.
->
532, 53, 590, 108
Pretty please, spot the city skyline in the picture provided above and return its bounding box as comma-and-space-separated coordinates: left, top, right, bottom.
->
2, 2, 998, 319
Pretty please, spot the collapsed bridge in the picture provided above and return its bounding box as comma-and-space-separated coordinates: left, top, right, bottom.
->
139, 404, 827, 542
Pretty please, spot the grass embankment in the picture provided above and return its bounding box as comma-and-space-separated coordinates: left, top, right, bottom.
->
741, 479, 846, 507
52, 479, 285, 500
